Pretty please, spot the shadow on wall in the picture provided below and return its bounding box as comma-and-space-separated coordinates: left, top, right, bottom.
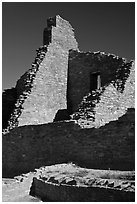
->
53, 109, 71, 122
2, 88, 18, 129
2, 108, 135, 178
67, 50, 133, 114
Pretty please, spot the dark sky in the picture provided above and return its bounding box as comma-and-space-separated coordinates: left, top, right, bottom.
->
2, 2, 135, 90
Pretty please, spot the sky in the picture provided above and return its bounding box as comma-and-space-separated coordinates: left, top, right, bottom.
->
2, 2, 135, 90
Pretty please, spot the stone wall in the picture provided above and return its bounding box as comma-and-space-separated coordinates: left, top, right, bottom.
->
2, 15, 135, 180
2, 88, 17, 129
93, 62, 135, 127
43, 16, 56, 45
2, 108, 134, 177
3, 15, 134, 131
5, 45, 48, 130
5, 15, 78, 130
69, 53, 135, 128
68, 50, 133, 113
30, 177, 135, 202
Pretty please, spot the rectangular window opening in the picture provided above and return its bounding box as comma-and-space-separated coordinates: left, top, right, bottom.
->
90, 72, 101, 92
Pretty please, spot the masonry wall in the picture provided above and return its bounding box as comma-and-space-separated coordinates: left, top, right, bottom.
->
2, 108, 134, 177
68, 50, 132, 113
5, 15, 78, 129
30, 178, 135, 202
4, 45, 48, 130
71, 62, 135, 128
2, 88, 17, 129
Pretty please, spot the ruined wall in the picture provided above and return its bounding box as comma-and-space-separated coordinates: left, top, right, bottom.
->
68, 50, 132, 113
2, 88, 17, 129
43, 16, 56, 45
3, 15, 134, 131
6, 15, 78, 129
2, 15, 135, 179
71, 62, 135, 128
2, 108, 134, 177
5, 45, 48, 130
31, 177, 135, 202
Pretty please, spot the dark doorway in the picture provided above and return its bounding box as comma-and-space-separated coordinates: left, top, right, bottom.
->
90, 72, 101, 92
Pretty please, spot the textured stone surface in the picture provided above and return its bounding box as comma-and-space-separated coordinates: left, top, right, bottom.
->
3, 163, 134, 202
71, 60, 135, 128
4, 46, 48, 130
5, 15, 78, 129
30, 177, 134, 202
2, 15, 135, 202
2, 108, 134, 177
68, 51, 132, 113
29, 164, 134, 202
2, 16, 134, 131
43, 16, 56, 45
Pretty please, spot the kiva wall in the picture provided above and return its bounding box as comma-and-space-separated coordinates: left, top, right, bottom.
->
2, 108, 134, 177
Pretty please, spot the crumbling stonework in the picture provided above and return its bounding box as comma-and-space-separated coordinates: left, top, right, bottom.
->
2, 108, 134, 177
4, 16, 78, 130
2, 16, 134, 131
2, 16, 135, 202
6, 46, 48, 129
2, 163, 135, 202
30, 164, 135, 202
71, 61, 135, 128
68, 50, 133, 112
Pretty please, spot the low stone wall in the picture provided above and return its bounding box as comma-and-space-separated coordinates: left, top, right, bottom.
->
30, 177, 135, 202
2, 108, 134, 177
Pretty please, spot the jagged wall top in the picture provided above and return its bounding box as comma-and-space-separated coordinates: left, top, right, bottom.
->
5, 15, 79, 129
2, 15, 134, 131
44, 15, 79, 51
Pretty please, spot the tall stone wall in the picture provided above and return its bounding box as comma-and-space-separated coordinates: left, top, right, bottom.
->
3, 15, 134, 131
2, 108, 134, 177
71, 62, 135, 128
68, 50, 132, 113
7, 15, 78, 129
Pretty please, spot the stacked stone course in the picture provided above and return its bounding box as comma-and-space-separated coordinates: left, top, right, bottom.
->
3, 15, 78, 130
71, 61, 135, 128
6, 45, 48, 130
3, 15, 134, 131
2, 16, 135, 201
2, 108, 134, 177
68, 50, 133, 113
